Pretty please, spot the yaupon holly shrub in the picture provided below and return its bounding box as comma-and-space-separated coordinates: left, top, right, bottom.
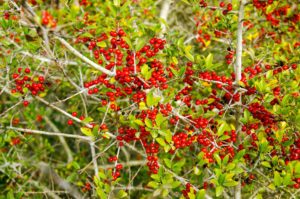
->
0, 0, 299, 198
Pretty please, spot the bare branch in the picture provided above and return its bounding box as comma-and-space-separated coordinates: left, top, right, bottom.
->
2, 126, 91, 141
54, 36, 115, 76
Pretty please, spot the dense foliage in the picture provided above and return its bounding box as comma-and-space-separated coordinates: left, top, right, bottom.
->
0, 0, 299, 198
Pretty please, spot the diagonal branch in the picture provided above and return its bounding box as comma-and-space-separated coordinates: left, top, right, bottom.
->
54, 36, 115, 76
2, 126, 91, 141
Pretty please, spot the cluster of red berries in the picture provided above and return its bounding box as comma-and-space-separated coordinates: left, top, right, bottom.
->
220, 146, 235, 159
11, 137, 21, 146
292, 177, 300, 189
199, 71, 233, 86
248, 102, 275, 126
273, 64, 297, 75
195, 98, 208, 106
182, 183, 196, 199
146, 155, 159, 174
225, 49, 234, 65
3, 12, 10, 20
253, 1, 300, 27
159, 103, 173, 116
175, 86, 193, 105
41, 11, 57, 28
199, 0, 207, 7
67, 112, 85, 126
80, 0, 90, 6
272, 86, 281, 96
11, 67, 48, 96
289, 139, 300, 161
140, 108, 159, 121
252, 0, 273, 9
144, 142, 159, 174
79, 29, 168, 108
201, 147, 216, 163
82, 182, 91, 192
223, 130, 237, 143
193, 117, 209, 129
112, 163, 123, 180
196, 31, 211, 47
108, 156, 118, 162
220, 2, 233, 15
172, 133, 196, 149
116, 127, 138, 143
197, 130, 212, 147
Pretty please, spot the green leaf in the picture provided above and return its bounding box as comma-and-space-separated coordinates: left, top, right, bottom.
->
145, 118, 153, 128
72, 161, 81, 170
82, 117, 93, 123
194, 166, 202, 175
261, 161, 272, 168
274, 171, 282, 187
172, 56, 178, 65
216, 186, 224, 197
181, 0, 191, 5
139, 101, 147, 110
141, 64, 152, 80
196, 189, 206, 199
188, 191, 196, 199
283, 173, 292, 186
178, 66, 186, 77
217, 122, 230, 136
275, 129, 284, 142
223, 180, 238, 187
223, 154, 229, 166
116, 190, 128, 198
134, 119, 144, 126
80, 127, 93, 136
135, 38, 147, 51
113, 0, 120, 6
205, 53, 213, 69
171, 181, 181, 188
214, 153, 222, 167
266, 70, 273, 79
148, 181, 159, 188
226, 163, 236, 170
6, 191, 14, 199
156, 137, 166, 147
243, 109, 251, 122
146, 91, 161, 107
184, 46, 194, 62
155, 113, 166, 127
234, 149, 246, 160
219, 135, 231, 141
170, 67, 179, 76
162, 189, 169, 197
97, 41, 107, 47
98, 171, 107, 180
164, 158, 172, 168
151, 174, 160, 181
80, 32, 94, 38
123, 37, 132, 49
97, 189, 107, 199
165, 129, 172, 143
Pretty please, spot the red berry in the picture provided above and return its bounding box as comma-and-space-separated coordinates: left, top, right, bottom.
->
67, 119, 73, 125
116, 164, 123, 170
11, 137, 21, 145
24, 68, 31, 73
23, 100, 29, 107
